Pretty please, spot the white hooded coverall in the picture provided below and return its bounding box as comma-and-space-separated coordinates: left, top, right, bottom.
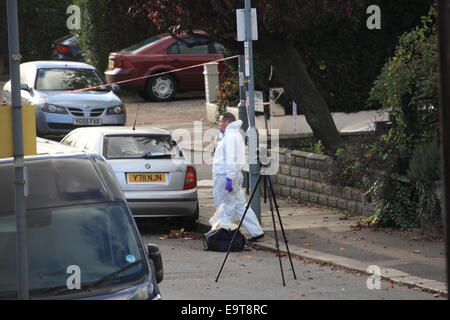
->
212, 120, 264, 237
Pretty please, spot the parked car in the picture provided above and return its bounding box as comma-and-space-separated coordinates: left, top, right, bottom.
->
60, 126, 199, 229
2, 61, 126, 136
50, 34, 84, 62
0, 149, 163, 300
105, 32, 226, 102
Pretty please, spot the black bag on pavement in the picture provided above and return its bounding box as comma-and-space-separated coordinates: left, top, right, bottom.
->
203, 228, 245, 252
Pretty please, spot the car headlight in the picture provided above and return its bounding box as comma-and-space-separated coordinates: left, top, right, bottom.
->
107, 104, 125, 115
130, 281, 156, 300
41, 103, 68, 114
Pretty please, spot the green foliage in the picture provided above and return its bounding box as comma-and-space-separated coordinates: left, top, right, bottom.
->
72, 0, 156, 72
286, 137, 325, 155
364, 175, 417, 229
415, 183, 442, 235
328, 2, 441, 234
0, 0, 71, 63
368, 3, 439, 145
407, 138, 440, 183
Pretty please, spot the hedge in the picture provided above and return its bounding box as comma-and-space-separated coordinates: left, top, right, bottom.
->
0, 0, 71, 70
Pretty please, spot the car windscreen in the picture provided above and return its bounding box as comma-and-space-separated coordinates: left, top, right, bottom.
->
120, 36, 164, 53
103, 135, 184, 160
35, 68, 109, 91
0, 203, 147, 299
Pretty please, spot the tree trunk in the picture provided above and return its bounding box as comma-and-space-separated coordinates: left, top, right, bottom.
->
258, 35, 343, 154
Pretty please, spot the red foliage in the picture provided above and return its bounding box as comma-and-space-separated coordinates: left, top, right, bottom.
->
132, 0, 363, 44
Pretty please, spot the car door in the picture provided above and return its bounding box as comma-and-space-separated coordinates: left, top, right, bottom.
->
167, 37, 222, 90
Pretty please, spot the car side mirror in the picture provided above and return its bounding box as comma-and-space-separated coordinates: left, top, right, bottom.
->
147, 243, 163, 283
111, 84, 120, 93
20, 83, 31, 92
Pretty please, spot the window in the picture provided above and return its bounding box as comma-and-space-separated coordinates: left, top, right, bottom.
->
0, 204, 146, 299
61, 133, 78, 147
73, 133, 92, 151
35, 68, 108, 91
103, 135, 183, 160
168, 38, 209, 55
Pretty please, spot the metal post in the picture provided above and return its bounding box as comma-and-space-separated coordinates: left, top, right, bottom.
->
7, 0, 29, 300
238, 55, 248, 132
244, 0, 261, 221
238, 55, 250, 192
438, 0, 450, 299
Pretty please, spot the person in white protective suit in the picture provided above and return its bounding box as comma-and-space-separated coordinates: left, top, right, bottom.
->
212, 112, 265, 242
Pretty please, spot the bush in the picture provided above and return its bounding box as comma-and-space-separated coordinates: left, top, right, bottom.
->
365, 175, 417, 228
328, 3, 441, 235
0, 1, 71, 65
407, 138, 440, 183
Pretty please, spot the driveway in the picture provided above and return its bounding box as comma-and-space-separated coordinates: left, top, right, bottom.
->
121, 92, 209, 127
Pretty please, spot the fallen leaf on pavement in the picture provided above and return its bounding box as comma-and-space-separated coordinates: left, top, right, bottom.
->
305, 242, 313, 247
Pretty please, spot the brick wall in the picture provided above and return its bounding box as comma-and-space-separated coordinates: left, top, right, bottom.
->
271, 148, 375, 216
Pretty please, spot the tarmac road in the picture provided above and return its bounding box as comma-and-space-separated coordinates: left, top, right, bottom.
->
136, 219, 443, 300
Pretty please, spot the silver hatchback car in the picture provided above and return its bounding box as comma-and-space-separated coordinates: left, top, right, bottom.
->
60, 126, 199, 229
2, 61, 126, 135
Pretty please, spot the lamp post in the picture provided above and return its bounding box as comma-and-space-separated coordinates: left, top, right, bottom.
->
7, 0, 29, 300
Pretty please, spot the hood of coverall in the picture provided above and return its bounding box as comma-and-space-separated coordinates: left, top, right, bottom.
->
225, 120, 243, 133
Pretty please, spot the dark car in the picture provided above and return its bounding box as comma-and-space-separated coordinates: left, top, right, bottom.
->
51, 34, 84, 62
0, 150, 163, 300
105, 33, 226, 102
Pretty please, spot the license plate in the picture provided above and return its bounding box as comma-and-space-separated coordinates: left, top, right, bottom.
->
127, 173, 166, 183
73, 118, 102, 126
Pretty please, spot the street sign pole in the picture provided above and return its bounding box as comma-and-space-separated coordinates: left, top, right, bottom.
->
438, 0, 450, 299
238, 55, 248, 132
7, 0, 29, 300
244, 0, 261, 221
238, 55, 250, 194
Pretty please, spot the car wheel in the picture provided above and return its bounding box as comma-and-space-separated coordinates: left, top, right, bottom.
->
146, 74, 177, 102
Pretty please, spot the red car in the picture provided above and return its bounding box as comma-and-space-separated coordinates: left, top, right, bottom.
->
105, 33, 225, 102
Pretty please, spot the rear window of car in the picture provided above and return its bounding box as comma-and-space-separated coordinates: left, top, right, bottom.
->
120, 36, 164, 53
103, 135, 184, 160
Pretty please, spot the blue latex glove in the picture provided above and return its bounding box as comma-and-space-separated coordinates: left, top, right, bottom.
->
225, 178, 233, 192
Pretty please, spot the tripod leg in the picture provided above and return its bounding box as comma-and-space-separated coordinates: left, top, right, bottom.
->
265, 176, 286, 287
267, 176, 298, 280
215, 174, 263, 283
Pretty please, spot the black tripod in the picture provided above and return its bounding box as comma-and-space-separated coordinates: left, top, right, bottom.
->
215, 169, 297, 286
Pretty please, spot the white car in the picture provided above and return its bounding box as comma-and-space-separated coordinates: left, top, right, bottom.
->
2, 61, 126, 135
60, 126, 199, 229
